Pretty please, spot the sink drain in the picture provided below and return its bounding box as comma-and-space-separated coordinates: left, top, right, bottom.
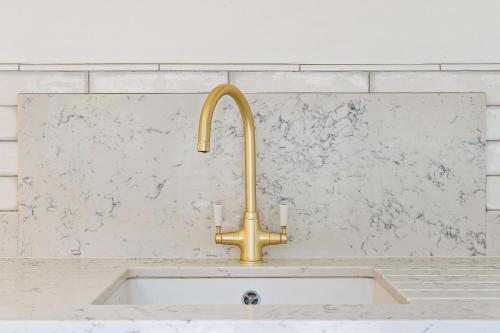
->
241, 290, 261, 305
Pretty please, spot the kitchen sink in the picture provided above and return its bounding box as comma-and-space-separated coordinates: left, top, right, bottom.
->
93, 267, 406, 305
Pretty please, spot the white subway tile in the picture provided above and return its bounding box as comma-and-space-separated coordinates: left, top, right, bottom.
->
0, 107, 17, 141
441, 64, 500, 71
89, 71, 227, 93
230, 71, 369, 93
487, 107, 500, 140
487, 211, 500, 255
301, 64, 440, 71
487, 142, 500, 175
0, 64, 19, 71
0, 212, 18, 256
160, 64, 299, 71
20, 64, 158, 71
371, 72, 500, 104
487, 176, 500, 210
0, 177, 17, 210
0, 72, 87, 105
0, 142, 17, 176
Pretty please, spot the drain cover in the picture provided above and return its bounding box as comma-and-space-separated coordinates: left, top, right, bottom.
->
241, 290, 261, 305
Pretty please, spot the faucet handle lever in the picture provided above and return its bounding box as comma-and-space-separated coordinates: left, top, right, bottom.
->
214, 203, 223, 228
279, 203, 288, 228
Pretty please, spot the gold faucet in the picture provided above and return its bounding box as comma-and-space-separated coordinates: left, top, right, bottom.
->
197, 84, 287, 264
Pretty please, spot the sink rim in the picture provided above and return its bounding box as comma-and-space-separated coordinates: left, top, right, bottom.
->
92, 266, 408, 305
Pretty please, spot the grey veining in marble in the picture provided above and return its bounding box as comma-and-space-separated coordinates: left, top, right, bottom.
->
18, 93, 486, 257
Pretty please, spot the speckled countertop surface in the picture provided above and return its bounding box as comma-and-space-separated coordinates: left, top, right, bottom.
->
2, 257, 500, 319
2, 257, 500, 332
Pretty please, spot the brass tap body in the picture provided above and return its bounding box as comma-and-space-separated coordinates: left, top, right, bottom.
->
197, 84, 287, 264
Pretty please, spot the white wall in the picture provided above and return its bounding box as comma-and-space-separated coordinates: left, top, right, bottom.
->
1, 0, 499, 64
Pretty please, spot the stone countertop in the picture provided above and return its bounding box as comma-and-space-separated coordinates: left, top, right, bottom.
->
2, 257, 500, 332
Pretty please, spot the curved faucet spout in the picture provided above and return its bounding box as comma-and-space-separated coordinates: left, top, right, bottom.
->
197, 84, 257, 213
197, 84, 287, 264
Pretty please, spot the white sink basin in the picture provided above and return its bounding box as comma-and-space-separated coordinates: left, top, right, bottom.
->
94, 267, 406, 305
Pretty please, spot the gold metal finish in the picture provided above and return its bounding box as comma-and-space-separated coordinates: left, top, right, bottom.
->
197, 84, 287, 264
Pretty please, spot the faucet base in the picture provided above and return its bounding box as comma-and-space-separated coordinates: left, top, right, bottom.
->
239, 260, 263, 265
215, 212, 286, 264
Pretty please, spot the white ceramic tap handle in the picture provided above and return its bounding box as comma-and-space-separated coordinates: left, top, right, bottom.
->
279, 203, 288, 227
214, 203, 223, 227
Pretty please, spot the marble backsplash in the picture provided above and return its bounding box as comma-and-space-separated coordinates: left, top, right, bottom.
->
18, 93, 486, 257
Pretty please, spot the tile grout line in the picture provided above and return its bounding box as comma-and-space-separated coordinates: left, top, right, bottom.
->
86, 72, 90, 93
15, 205, 20, 256
18, 62, 160, 72
4, 62, 500, 71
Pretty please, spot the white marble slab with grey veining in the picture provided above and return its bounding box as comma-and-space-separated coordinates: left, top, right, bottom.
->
1, 257, 500, 332
17, 93, 486, 257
